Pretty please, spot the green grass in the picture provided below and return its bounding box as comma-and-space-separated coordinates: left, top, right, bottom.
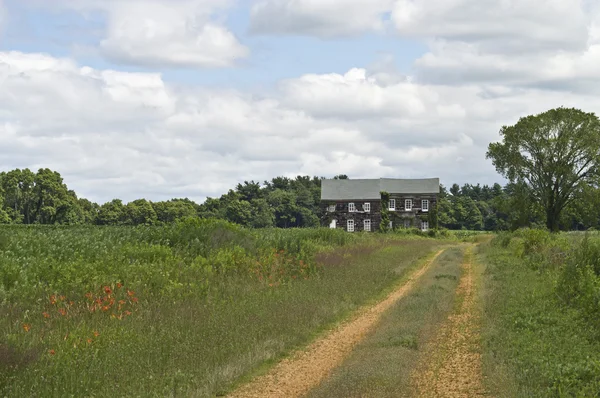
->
0, 222, 443, 397
480, 239, 600, 397
307, 247, 464, 398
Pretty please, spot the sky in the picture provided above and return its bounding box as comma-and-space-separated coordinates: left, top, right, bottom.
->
1, 0, 600, 204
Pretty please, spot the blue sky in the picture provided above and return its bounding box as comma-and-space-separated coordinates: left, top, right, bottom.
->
0, 0, 599, 203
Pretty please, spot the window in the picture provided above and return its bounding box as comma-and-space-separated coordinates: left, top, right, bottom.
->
389, 199, 396, 211
422, 200, 429, 212
328, 204, 336, 212
348, 203, 355, 212
363, 203, 371, 212
329, 219, 337, 229
405, 199, 413, 211
421, 220, 429, 231
364, 219, 371, 232
347, 219, 355, 232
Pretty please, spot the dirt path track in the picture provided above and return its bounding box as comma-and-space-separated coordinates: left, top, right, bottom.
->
412, 245, 485, 397
227, 249, 446, 398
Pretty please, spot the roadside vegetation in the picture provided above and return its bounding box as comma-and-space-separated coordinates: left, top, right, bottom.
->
481, 229, 600, 397
0, 220, 445, 396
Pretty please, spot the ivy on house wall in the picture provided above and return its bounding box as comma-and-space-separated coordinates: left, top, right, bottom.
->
380, 191, 390, 233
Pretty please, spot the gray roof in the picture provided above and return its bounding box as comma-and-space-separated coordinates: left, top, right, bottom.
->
321, 178, 440, 200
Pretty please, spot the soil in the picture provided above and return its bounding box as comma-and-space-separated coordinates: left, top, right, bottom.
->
411, 245, 486, 397
226, 249, 446, 398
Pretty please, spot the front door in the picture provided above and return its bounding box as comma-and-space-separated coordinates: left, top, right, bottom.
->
330, 219, 337, 229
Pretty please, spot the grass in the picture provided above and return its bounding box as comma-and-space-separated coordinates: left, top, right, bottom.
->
0, 221, 444, 397
307, 247, 465, 398
479, 237, 600, 397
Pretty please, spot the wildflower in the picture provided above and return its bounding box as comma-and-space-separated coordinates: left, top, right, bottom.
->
87, 338, 92, 344
102, 305, 110, 312
125, 311, 132, 316
117, 282, 123, 288
58, 308, 67, 316
49, 349, 56, 356
131, 297, 138, 303
42, 312, 50, 319
93, 331, 100, 338
23, 324, 31, 332
85, 292, 93, 299
49, 295, 57, 305
118, 300, 126, 305
127, 290, 135, 297
104, 286, 112, 295
59, 295, 66, 301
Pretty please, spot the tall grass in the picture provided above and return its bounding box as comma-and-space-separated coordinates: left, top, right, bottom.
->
482, 230, 600, 396
0, 220, 440, 396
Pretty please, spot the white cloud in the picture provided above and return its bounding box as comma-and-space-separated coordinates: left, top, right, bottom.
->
250, 0, 394, 37
4, 48, 600, 204
24, 0, 248, 68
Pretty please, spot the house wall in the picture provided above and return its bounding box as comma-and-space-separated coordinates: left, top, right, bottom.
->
322, 194, 438, 232
322, 200, 382, 232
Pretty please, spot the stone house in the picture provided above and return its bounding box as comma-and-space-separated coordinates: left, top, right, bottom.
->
320, 178, 440, 232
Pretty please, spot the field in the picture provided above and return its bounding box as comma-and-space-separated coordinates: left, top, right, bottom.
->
0, 220, 446, 396
3, 222, 599, 397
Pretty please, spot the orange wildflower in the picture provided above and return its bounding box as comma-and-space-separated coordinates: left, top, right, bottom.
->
117, 282, 123, 288
102, 305, 110, 312
87, 338, 92, 344
104, 286, 112, 295
42, 312, 50, 318
49, 295, 57, 305
125, 310, 132, 316
131, 297, 138, 303
69, 301, 74, 306
59, 295, 66, 301
58, 308, 67, 316
49, 349, 56, 355
85, 292, 93, 299
93, 331, 100, 338
22, 324, 31, 332
119, 300, 126, 305
127, 290, 135, 297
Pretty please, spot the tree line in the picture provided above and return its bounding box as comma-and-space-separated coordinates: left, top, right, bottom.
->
1, 167, 598, 231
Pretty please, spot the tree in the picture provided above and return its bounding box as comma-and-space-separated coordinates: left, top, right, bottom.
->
487, 107, 600, 232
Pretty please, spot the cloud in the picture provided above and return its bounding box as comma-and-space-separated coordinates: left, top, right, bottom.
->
4, 48, 600, 205
22, 0, 248, 68
249, 0, 394, 37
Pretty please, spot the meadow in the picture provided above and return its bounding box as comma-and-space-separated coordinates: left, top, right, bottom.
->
0, 220, 445, 397
480, 229, 600, 397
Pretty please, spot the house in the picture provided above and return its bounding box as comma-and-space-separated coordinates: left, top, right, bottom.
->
321, 178, 440, 232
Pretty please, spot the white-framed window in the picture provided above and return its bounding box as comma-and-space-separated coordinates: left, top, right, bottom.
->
347, 219, 355, 232
421, 220, 429, 231
328, 204, 336, 212
404, 219, 411, 229
330, 219, 337, 229
364, 219, 371, 232
363, 202, 371, 212
348, 203, 355, 212
405, 199, 413, 211
389, 199, 396, 211
422, 200, 429, 212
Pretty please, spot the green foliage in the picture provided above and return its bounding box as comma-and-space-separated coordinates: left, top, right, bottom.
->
487, 107, 600, 232
482, 240, 600, 397
380, 191, 390, 233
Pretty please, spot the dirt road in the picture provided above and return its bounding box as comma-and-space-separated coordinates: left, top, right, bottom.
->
411, 245, 485, 397
227, 249, 446, 398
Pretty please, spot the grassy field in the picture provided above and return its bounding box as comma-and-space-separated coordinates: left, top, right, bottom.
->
480, 230, 600, 397
308, 247, 465, 397
0, 220, 445, 397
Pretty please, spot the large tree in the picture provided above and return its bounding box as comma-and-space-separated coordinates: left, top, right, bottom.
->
487, 107, 600, 232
